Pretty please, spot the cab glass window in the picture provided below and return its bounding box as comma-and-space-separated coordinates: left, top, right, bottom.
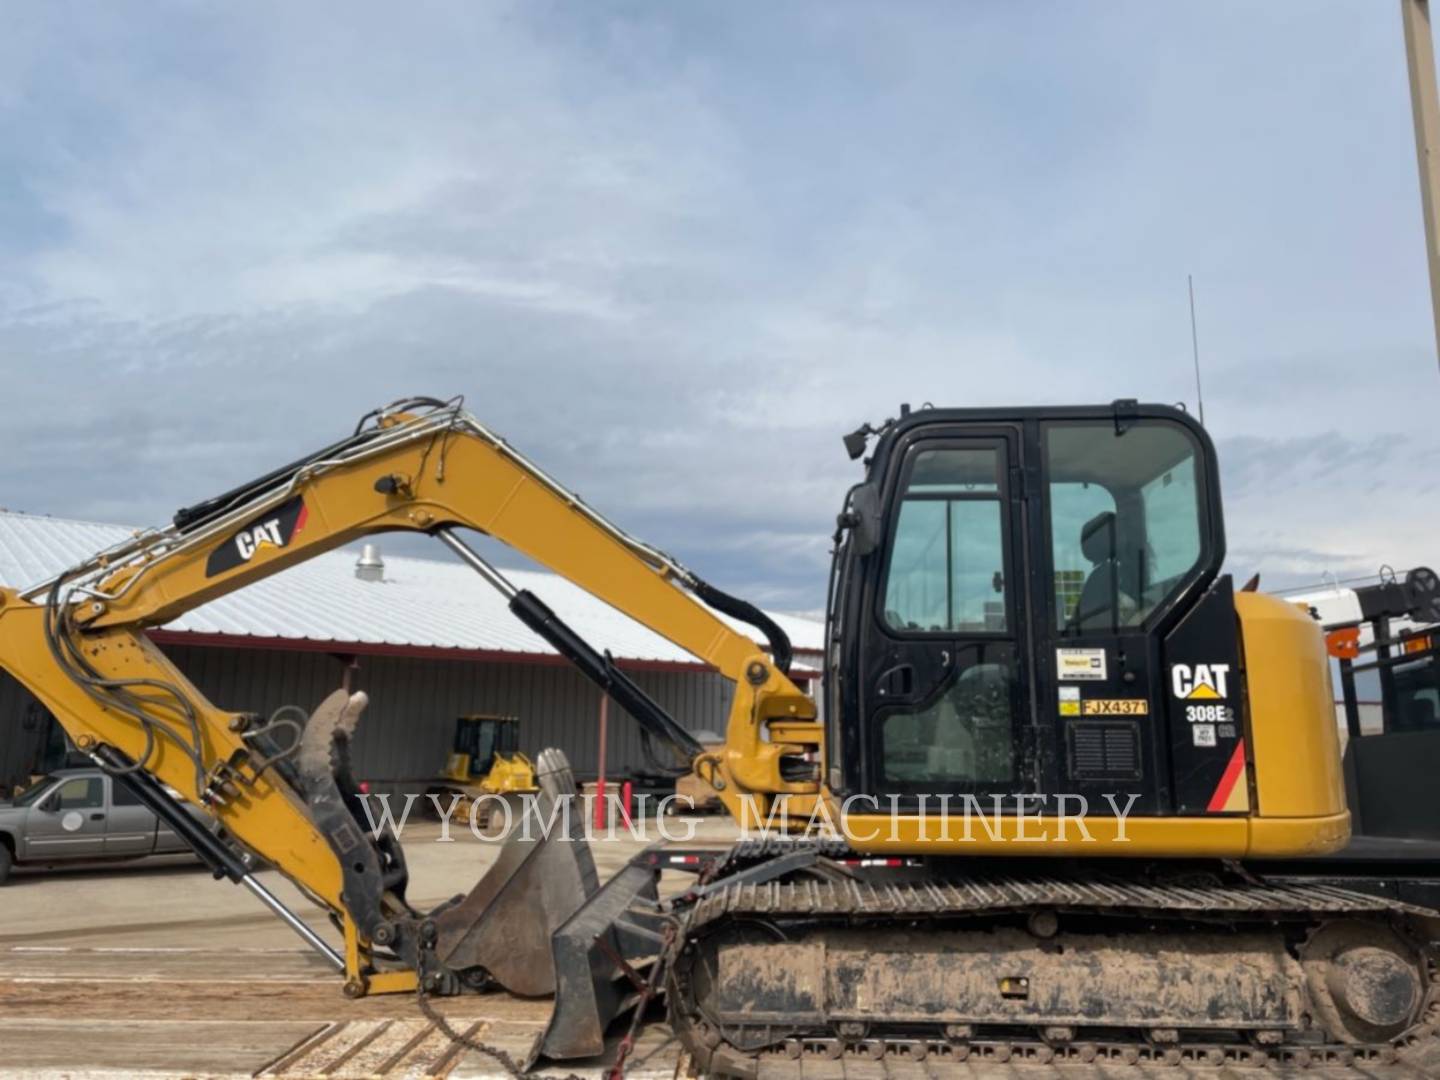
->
1394, 657, 1440, 731
1045, 421, 1208, 633
881, 660, 1015, 786
882, 447, 1007, 633
56, 776, 104, 810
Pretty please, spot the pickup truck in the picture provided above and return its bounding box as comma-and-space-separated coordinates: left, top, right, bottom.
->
0, 767, 207, 884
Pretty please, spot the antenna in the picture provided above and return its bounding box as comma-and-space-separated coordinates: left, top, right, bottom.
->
1188, 274, 1206, 426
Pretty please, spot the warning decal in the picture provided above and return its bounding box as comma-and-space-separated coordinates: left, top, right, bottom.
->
1057, 648, 1107, 681
1206, 739, 1250, 813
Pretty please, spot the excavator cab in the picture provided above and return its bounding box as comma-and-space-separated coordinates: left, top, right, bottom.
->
828, 402, 1278, 829
821, 401, 1351, 851
650, 403, 1438, 1075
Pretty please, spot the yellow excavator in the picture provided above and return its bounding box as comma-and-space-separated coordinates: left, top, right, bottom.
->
0, 396, 1436, 1075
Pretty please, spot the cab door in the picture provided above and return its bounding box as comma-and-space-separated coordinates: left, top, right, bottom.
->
24, 774, 109, 859
859, 432, 1033, 799
1035, 417, 1225, 816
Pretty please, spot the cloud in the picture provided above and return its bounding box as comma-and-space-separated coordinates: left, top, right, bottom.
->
2, 2, 1439, 612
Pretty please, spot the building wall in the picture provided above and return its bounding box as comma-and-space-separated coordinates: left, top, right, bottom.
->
0, 643, 738, 791
0, 671, 50, 793
167, 644, 737, 781
0, 635, 842, 793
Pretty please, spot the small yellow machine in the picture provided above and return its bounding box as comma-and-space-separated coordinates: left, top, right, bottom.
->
431, 714, 536, 817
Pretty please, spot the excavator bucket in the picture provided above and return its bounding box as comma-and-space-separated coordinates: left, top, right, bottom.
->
297, 692, 661, 1052
427, 745, 668, 1063
294, 690, 609, 999
528, 852, 665, 1065
430, 746, 668, 1061
431, 747, 601, 997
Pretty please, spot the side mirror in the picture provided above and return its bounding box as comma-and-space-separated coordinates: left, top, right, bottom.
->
843, 427, 870, 461
837, 483, 883, 557
38, 792, 60, 814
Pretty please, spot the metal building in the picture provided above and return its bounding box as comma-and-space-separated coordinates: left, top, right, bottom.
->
0, 510, 821, 792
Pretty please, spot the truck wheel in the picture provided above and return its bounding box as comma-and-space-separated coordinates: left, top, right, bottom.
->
0, 843, 12, 886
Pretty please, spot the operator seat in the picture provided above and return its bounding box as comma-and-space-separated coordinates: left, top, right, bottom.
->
1072, 510, 1124, 631
1401, 697, 1439, 732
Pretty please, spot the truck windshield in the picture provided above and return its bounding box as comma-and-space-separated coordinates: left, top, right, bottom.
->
12, 778, 56, 807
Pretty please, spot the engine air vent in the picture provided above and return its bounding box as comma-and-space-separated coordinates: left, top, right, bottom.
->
1067, 720, 1142, 780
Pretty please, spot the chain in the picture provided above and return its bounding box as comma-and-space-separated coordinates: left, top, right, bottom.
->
604, 923, 676, 1080
413, 947, 585, 1080
409, 859, 709, 1080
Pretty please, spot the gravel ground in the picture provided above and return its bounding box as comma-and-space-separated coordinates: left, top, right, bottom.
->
0, 816, 736, 1078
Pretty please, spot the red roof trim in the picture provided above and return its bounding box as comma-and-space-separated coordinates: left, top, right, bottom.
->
146, 629, 819, 679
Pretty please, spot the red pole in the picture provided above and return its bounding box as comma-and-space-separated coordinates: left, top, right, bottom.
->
620, 780, 633, 829
594, 693, 609, 831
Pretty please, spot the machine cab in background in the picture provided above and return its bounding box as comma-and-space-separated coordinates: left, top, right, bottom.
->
827, 402, 1248, 818
445, 714, 521, 782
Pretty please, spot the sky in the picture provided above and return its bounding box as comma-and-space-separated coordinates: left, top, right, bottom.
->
2, 1, 1439, 615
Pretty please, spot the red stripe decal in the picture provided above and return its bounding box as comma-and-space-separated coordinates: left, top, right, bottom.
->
1206, 738, 1247, 813
294, 502, 309, 535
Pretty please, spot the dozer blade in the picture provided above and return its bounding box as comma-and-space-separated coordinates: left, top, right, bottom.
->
431, 748, 600, 997
528, 851, 665, 1065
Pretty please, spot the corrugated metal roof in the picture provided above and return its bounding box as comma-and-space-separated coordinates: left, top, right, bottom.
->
0, 509, 823, 668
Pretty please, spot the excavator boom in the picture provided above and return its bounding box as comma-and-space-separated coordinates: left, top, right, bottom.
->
0, 396, 820, 999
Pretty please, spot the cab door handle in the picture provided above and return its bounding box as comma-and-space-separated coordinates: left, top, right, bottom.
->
876, 664, 915, 698
89, 812, 105, 821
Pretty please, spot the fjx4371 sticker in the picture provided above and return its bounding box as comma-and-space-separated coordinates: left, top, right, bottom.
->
1080, 698, 1149, 716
